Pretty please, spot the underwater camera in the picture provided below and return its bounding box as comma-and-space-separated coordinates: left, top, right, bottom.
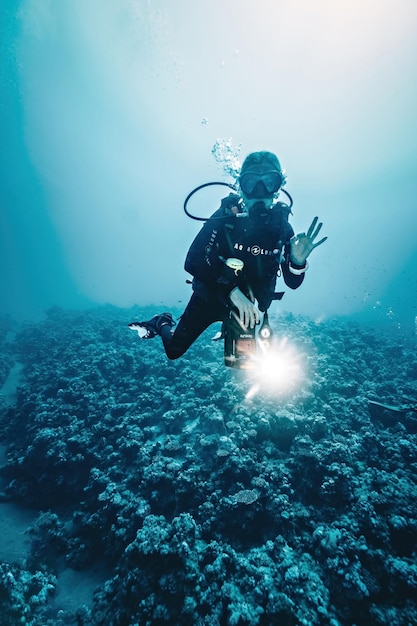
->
224, 311, 273, 370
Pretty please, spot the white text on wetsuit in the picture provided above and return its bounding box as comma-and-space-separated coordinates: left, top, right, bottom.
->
234, 243, 279, 256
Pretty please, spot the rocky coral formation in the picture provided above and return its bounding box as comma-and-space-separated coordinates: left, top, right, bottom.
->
0, 305, 416, 625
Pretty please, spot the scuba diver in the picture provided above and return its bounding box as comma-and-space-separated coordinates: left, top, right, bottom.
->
129, 150, 327, 363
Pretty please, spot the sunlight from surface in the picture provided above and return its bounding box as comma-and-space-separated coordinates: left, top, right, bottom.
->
1, 0, 416, 324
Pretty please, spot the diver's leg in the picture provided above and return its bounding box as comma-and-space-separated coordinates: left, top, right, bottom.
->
161, 293, 225, 360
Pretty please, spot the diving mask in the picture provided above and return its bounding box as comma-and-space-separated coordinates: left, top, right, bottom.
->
239, 171, 283, 197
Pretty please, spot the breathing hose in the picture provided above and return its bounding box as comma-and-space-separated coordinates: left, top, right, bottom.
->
183, 181, 294, 221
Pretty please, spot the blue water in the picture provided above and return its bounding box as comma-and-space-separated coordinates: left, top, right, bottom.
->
1, 1, 416, 327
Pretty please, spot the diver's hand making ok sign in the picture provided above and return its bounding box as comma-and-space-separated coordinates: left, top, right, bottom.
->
290, 216, 327, 266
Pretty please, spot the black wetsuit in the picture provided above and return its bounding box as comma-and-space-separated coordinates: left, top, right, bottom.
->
160, 201, 305, 359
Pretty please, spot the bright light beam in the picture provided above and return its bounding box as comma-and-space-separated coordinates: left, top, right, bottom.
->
245, 336, 304, 399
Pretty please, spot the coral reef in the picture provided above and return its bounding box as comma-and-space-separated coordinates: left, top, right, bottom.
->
0, 305, 416, 625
